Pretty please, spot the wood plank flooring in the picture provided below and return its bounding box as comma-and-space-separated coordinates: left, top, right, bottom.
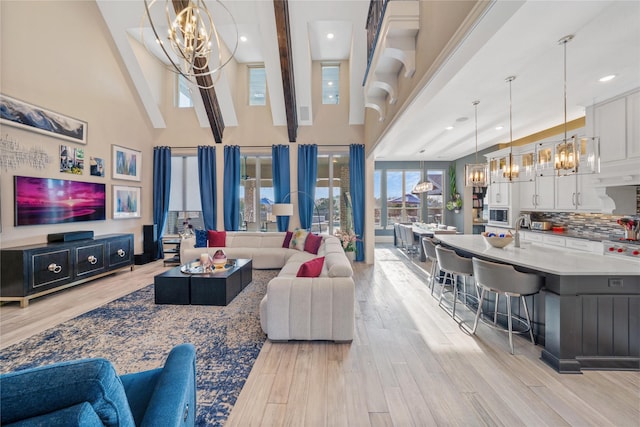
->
2, 247, 639, 426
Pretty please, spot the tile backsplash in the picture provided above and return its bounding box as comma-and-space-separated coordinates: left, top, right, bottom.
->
521, 211, 631, 239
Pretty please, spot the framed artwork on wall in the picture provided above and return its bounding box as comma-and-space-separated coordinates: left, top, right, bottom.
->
0, 94, 88, 144
113, 185, 141, 219
112, 145, 141, 181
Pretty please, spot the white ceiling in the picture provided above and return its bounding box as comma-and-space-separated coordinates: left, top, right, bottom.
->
97, 1, 639, 160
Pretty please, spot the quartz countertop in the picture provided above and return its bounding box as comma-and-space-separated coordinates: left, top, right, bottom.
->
436, 235, 640, 276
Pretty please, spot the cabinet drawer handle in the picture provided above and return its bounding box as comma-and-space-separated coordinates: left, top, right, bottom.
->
117, 249, 126, 258
532, 194, 536, 206
48, 263, 62, 274
571, 192, 576, 207
88, 255, 98, 265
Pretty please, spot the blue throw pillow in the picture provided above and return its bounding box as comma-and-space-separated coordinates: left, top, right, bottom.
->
194, 229, 207, 248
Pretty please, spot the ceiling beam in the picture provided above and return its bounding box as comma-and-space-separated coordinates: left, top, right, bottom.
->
273, 0, 298, 142
173, 0, 225, 143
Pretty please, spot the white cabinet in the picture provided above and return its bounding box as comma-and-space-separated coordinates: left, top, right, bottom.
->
592, 89, 640, 163
627, 90, 640, 159
488, 181, 510, 207
520, 175, 554, 210
555, 174, 601, 212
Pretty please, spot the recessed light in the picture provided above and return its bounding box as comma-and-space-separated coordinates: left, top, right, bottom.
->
455, 117, 468, 122
419, 149, 425, 153
240, 36, 248, 42
599, 74, 616, 82
445, 126, 454, 130
328, 81, 333, 86
495, 126, 504, 130
327, 33, 334, 39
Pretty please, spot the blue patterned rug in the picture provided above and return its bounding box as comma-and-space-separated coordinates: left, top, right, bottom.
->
0, 269, 278, 426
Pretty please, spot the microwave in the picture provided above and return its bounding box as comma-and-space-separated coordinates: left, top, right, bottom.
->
488, 208, 511, 227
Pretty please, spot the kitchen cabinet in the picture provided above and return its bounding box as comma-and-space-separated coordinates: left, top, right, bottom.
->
555, 173, 601, 211
488, 181, 510, 207
520, 175, 554, 210
590, 89, 640, 163
627, 90, 640, 159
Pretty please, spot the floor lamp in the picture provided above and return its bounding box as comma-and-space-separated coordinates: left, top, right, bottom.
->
272, 191, 323, 233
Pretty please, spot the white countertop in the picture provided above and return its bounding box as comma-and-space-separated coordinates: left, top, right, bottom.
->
436, 235, 640, 276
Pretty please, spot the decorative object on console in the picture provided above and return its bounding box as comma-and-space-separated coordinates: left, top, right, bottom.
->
482, 231, 514, 248
47, 231, 94, 243
112, 145, 141, 181
14, 176, 106, 226
0, 94, 88, 144
141, 0, 238, 89
112, 185, 141, 219
465, 100, 488, 187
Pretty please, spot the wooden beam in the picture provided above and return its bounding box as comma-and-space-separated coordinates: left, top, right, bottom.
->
273, 0, 298, 142
172, 0, 225, 143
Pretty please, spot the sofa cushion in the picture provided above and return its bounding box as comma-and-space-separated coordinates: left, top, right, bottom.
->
297, 257, 325, 277
0, 358, 135, 427
291, 229, 309, 251
282, 231, 293, 248
194, 229, 208, 248
304, 233, 323, 254
207, 230, 226, 247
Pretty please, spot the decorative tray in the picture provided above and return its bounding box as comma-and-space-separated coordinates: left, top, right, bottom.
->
180, 260, 235, 274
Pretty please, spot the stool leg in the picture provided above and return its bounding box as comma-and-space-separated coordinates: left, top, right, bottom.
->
493, 293, 499, 325
429, 262, 435, 291
452, 275, 458, 318
463, 276, 467, 305
437, 272, 448, 307
507, 295, 514, 354
521, 295, 535, 345
472, 288, 486, 334
431, 261, 439, 296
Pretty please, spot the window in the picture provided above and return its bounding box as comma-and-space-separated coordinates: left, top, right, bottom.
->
240, 155, 273, 231
315, 153, 349, 235
165, 156, 202, 234
386, 170, 421, 225
249, 66, 266, 106
322, 64, 339, 104
176, 75, 193, 108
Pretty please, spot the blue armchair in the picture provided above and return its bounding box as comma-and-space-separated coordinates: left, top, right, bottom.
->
0, 343, 196, 426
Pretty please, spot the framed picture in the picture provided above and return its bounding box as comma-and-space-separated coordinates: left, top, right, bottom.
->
0, 94, 88, 144
112, 145, 141, 181
113, 185, 141, 219
60, 145, 84, 175
90, 156, 105, 177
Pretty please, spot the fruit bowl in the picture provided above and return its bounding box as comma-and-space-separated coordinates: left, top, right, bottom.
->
482, 232, 514, 249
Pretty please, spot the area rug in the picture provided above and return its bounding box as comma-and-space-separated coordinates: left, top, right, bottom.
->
0, 269, 279, 426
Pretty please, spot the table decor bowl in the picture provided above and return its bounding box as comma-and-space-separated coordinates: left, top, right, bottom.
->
482, 232, 513, 249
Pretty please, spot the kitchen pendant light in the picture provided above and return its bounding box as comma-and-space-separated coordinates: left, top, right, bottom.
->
412, 160, 433, 193
502, 76, 521, 182
548, 35, 600, 176
464, 100, 488, 187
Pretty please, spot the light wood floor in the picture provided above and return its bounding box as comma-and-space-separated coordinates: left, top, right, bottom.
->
2, 247, 639, 426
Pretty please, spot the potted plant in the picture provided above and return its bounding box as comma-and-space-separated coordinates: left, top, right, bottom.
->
334, 229, 358, 262
446, 164, 462, 213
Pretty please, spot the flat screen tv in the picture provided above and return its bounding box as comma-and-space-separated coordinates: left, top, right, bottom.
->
14, 176, 106, 226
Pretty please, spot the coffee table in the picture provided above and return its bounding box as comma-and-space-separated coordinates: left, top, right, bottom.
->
154, 259, 252, 306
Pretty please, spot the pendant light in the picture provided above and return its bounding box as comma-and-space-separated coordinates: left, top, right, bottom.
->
412, 160, 433, 193
551, 34, 600, 176
464, 100, 488, 187
502, 76, 520, 181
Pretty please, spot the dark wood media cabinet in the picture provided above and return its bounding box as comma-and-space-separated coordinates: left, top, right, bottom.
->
1, 234, 134, 308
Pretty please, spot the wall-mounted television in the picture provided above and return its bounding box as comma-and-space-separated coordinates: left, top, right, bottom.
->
14, 176, 106, 226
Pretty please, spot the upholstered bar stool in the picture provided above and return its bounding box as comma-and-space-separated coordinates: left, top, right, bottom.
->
435, 246, 474, 319
421, 237, 440, 295
401, 224, 417, 255
393, 223, 404, 249
471, 257, 544, 354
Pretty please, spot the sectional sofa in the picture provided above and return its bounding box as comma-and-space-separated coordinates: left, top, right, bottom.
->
180, 232, 355, 342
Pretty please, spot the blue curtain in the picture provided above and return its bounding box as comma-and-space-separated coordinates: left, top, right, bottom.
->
272, 145, 291, 232
153, 146, 171, 259
197, 146, 216, 230
297, 144, 318, 230
350, 144, 365, 261
223, 145, 240, 231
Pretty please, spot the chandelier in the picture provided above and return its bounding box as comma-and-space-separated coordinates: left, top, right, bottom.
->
412, 161, 433, 193
554, 35, 579, 174
464, 100, 488, 187
142, 0, 238, 89
502, 76, 519, 180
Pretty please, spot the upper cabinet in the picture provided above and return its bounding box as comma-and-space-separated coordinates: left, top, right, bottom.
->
627, 90, 640, 159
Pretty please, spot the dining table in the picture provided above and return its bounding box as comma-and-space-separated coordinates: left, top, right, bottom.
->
410, 223, 458, 261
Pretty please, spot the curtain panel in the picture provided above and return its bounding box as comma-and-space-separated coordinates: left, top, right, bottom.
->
297, 144, 318, 230
223, 145, 240, 231
197, 146, 216, 230
153, 146, 171, 259
272, 145, 291, 232
350, 144, 365, 261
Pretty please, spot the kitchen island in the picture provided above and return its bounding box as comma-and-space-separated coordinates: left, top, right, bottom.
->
436, 234, 640, 373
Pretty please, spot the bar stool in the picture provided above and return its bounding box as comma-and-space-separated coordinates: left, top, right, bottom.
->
401, 224, 417, 255
435, 246, 474, 319
421, 237, 440, 295
471, 257, 544, 354
393, 223, 404, 249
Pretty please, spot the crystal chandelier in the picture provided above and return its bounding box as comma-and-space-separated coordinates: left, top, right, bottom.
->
464, 100, 488, 187
412, 161, 434, 193
142, 0, 238, 89
502, 76, 520, 180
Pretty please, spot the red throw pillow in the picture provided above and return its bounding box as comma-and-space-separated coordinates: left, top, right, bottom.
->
207, 230, 226, 247
303, 233, 322, 255
282, 231, 293, 248
296, 257, 325, 278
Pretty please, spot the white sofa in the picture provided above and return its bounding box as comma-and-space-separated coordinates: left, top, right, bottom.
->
180, 232, 355, 342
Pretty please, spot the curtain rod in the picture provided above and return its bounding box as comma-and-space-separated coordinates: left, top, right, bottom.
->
165, 144, 354, 149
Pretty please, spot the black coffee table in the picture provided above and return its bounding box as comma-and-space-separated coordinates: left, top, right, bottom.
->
154, 259, 252, 306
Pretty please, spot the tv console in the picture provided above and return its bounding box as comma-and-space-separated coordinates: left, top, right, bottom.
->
0, 233, 134, 308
